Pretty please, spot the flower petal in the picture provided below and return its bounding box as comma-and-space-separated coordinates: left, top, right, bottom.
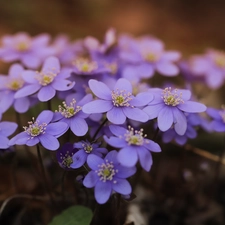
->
71, 150, 87, 168
114, 78, 132, 93
0, 122, 18, 136
116, 165, 136, 178
107, 107, 126, 124
177, 101, 206, 113
14, 84, 41, 98
88, 79, 112, 100
117, 146, 138, 167
137, 147, 153, 171
45, 122, 68, 137
0, 136, 10, 149
156, 62, 179, 76
36, 110, 53, 124
105, 150, 118, 163
144, 140, 161, 152
38, 86, 56, 102
157, 107, 173, 132
130, 92, 154, 107
70, 117, 88, 136
87, 154, 104, 170
51, 79, 75, 91
14, 97, 30, 113
109, 125, 127, 137
104, 136, 127, 148
39, 134, 59, 150
42, 56, 60, 73
82, 100, 113, 113
83, 171, 99, 188
143, 104, 164, 120
123, 107, 149, 123
95, 181, 112, 204
112, 178, 131, 195
173, 107, 187, 135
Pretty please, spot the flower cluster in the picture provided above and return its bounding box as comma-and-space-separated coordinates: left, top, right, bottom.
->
0, 29, 214, 206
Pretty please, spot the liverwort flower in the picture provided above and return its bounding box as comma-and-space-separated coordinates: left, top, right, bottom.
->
104, 125, 161, 171
0, 121, 18, 149
0, 32, 55, 69
14, 56, 75, 102
0, 64, 33, 113
207, 106, 225, 132
9, 110, 68, 150
70, 140, 108, 169
83, 150, 136, 204
82, 78, 152, 124
54, 94, 92, 136
143, 87, 207, 135
56, 143, 78, 170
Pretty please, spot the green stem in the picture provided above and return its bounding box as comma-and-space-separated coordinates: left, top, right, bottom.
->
36, 145, 55, 205
92, 118, 108, 142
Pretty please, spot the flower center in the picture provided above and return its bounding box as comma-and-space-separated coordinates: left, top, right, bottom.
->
214, 52, 225, 68
7, 78, 24, 90
56, 99, 82, 118
111, 89, 133, 107
23, 117, 47, 138
124, 126, 146, 145
105, 62, 118, 75
15, 41, 30, 52
144, 52, 159, 62
73, 57, 98, 73
36, 70, 58, 86
162, 87, 184, 106
60, 151, 74, 168
83, 144, 93, 153
96, 160, 118, 182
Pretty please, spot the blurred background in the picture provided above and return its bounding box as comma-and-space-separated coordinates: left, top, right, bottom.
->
1, 0, 225, 55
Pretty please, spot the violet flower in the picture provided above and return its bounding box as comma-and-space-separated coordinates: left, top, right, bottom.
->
82, 78, 152, 124
143, 87, 207, 135
207, 106, 225, 132
104, 125, 161, 171
9, 110, 68, 150
56, 143, 78, 170
54, 94, 92, 136
14, 56, 75, 102
0, 121, 18, 149
70, 140, 108, 169
83, 150, 136, 204
120, 37, 181, 78
0, 64, 33, 113
0, 32, 54, 69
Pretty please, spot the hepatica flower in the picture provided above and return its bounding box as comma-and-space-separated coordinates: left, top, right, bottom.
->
83, 150, 136, 204
14, 56, 75, 102
82, 78, 152, 124
0, 64, 32, 113
143, 87, 207, 135
54, 94, 92, 136
207, 106, 225, 132
9, 110, 68, 150
0, 121, 18, 149
70, 140, 108, 169
104, 125, 161, 171
0, 32, 54, 68
56, 143, 78, 170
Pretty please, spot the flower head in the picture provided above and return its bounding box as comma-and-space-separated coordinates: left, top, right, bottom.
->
104, 125, 161, 171
82, 78, 153, 124
9, 110, 68, 150
83, 150, 136, 204
143, 87, 207, 135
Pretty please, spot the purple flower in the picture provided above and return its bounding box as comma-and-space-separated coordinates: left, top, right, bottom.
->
83, 150, 136, 204
0, 121, 18, 149
56, 143, 78, 170
0, 32, 55, 68
82, 78, 152, 124
70, 140, 108, 169
162, 113, 201, 145
9, 110, 68, 150
190, 49, 225, 89
143, 87, 207, 135
104, 125, 161, 171
0, 64, 34, 113
120, 37, 181, 78
207, 106, 225, 132
14, 56, 75, 102
54, 94, 92, 136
